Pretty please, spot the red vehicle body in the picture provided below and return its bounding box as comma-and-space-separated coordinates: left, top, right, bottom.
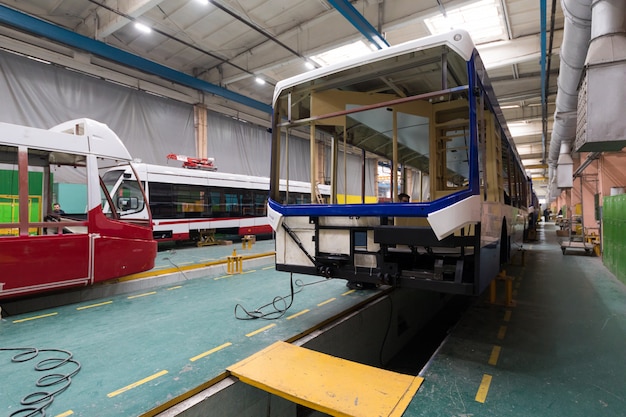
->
0, 119, 157, 300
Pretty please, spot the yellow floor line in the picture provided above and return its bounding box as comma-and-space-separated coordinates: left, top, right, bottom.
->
246, 323, 276, 337
503, 310, 512, 322
214, 274, 233, 280
167, 286, 182, 290
488, 345, 501, 366
317, 298, 336, 307
286, 309, 310, 320
475, 374, 492, 403
107, 370, 168, 398
262, 266, 274, 270
76, 301, 113, 310
497, 325, 507, 340
190, 342, 232, 362
341, 289, 356, 296
12, 312, 58, 323
127, 291, 157, 299
54, 410, 73, 417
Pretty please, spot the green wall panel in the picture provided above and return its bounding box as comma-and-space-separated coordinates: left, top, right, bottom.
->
603, 194, 626, 285
0, 170, 45, 225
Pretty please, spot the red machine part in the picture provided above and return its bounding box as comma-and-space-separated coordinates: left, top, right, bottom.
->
166, 153, 217, 170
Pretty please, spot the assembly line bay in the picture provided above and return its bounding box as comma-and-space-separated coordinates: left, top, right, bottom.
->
405, 223, 626, 417
0, 240, 383, 417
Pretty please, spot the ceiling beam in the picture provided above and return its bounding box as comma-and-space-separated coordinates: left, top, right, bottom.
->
476, 30, 563, 70
94, 0, 166, 39
326, 0, 389, 49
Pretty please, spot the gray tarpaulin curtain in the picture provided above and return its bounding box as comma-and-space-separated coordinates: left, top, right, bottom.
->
0, 49, 195, 165
206, 112, 312, 182
0, 48, 375, 195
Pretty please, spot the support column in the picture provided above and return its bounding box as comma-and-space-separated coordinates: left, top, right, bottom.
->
310, 125, 317, 201
392, 109, 398, 201
195, 105, 208, 159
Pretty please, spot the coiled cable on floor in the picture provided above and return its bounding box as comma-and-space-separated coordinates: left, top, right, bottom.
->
0, 347, 81, 417
234, 274, 327, 320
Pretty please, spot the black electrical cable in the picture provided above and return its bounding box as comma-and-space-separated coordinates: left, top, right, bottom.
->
163, 249, 190, 280
0, 347, 81, 417
234, 273, 327, 320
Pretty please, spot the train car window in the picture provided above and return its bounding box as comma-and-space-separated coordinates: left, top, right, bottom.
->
174, 184, 207, 218
241, 189, 254, 216
224, 191, 240, 216
149, 182, 175, 218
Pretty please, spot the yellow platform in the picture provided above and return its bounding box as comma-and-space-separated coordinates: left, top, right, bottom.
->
228, 341, 423, 417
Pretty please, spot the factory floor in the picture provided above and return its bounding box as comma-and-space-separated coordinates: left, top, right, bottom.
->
405, 221, 626, 417
0, 239, 384, 417
2, 222, 625, 417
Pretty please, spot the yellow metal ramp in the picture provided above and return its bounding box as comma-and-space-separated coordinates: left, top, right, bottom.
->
228, 341, 423, 417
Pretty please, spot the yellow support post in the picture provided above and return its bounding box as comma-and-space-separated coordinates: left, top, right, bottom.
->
227, 248, 243, 274
489, 270, 516, 307
242, 235, 255, 250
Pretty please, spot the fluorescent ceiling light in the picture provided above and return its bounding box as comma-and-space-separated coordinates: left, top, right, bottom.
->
309, 40, 376, 67
424, 0, 507, 44
196, 0, 210, 4
255, 77, 266, 85
134, 22, 152, 34
304, 61, 315, 70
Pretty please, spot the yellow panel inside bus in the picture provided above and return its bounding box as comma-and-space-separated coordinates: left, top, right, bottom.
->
431, 99, 470, 201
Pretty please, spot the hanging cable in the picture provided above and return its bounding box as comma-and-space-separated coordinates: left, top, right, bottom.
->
234, 273, 327, 320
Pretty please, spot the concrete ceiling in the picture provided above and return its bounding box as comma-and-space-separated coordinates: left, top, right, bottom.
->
0, 0, 564, 199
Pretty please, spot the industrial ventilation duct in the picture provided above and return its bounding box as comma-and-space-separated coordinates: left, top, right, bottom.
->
575, 0, 626, 152
548, 0, 592, 199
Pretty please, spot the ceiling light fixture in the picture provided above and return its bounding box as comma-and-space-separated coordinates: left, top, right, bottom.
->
255, 77, 266, 85
304, 61, 315, 70
134, 22, 152, 34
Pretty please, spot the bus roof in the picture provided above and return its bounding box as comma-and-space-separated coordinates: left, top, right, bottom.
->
272, 30, 475, 105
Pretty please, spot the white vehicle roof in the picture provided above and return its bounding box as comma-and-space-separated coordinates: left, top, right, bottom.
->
273, 30, 475, 105
128, 163, 327, 194
49, 118, 132, 161
1, 118, 132, 162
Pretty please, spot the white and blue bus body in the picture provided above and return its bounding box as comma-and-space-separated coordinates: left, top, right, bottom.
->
267, 30, 532, 295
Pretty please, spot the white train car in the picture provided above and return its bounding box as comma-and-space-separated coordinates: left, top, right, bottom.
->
104, 162, 329, 242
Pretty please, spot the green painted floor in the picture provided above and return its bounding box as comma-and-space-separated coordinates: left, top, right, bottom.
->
407, 222, 626, 417
151, 239, 276, 272
3, 227, 625, 417
0, 240, 382, 417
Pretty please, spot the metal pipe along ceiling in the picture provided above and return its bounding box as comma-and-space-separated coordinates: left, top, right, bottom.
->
547, 0, 592, 196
